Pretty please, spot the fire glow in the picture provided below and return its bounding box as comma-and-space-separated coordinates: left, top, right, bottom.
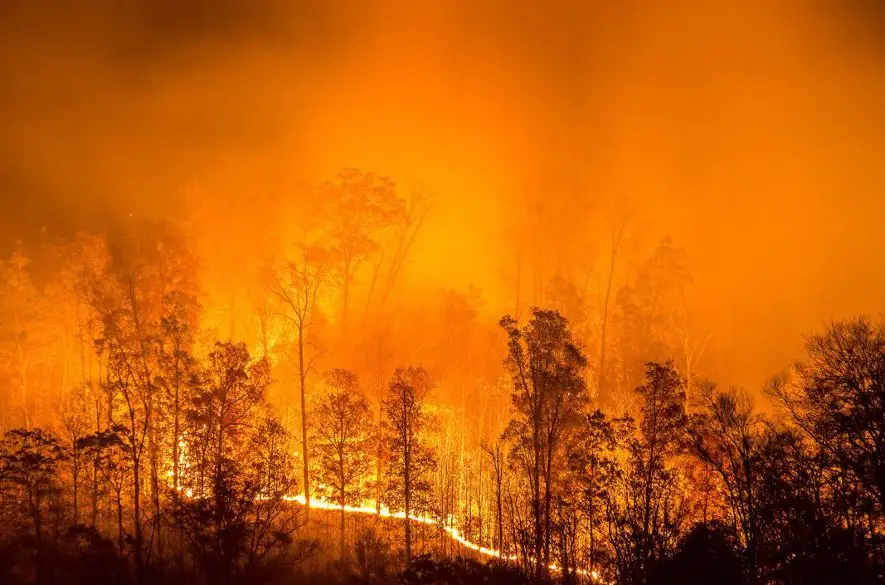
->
280, 494, 604, 582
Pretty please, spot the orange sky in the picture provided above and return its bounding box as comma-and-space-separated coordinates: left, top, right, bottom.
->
2, 0, 885, 389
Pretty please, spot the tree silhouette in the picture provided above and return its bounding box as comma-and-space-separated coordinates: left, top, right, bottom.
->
78, 425, 129, 554
271, 244, 329, 515
174, 341, 308, 585
0, 428, 67, 585
500, 308, 588, 579
569, 409, 619, 577
382, 366, 436, 564
771, 317, 885, 526
317, 169, 406, 331
605, 362, 687, 585
314, 368, 373, 561
687, 384, 767, 581
649, 521, 742, 585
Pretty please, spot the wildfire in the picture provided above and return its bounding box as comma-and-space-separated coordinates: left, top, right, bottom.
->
188, 479, 606, 580
280, 494, 606, 582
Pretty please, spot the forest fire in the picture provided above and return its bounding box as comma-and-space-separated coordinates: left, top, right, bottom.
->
2, 2, 885, 585
279, 495, 606, 581
281, 495, 513, 560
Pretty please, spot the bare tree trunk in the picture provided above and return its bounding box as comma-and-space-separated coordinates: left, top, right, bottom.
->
91, 461, 99, 528
259, 302, 270, 360
150, 440, 161, 558
133, 452, 143, 574
148, 382, 162, 559
484, 441, 505, 553
19, 350, 30, 429
404, 450, 412, 564
379, 193, 429, 309
404, 404, 412, 565
544, 450, 553, 569
341, 258, 351, 335
496, 468, 504, 552
533, 439, 543, 580
172, 343, 181, 493
376, 401, 384, 515
363, 253, 385, 321
92, 396, 101, 528
340, 500, 347, 562
128, 403, 144, 577
598, 225, 623, 403
29, 488, 44, 585
116, 490, 124, 555
214, 414, 226, 537
72, 459, 79, 527
298, 323, 310, 517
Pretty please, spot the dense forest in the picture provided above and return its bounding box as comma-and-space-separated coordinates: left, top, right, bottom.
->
4, 2, 885, 584
0, 170, 883, 585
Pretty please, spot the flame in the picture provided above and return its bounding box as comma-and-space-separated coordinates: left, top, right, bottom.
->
171, 468, 604, 580
277, 494, 606, 582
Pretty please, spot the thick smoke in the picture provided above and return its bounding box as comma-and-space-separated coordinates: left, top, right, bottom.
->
1, 0, 885, 389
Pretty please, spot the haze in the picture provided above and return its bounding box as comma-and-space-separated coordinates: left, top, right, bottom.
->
2, 0, 885, 390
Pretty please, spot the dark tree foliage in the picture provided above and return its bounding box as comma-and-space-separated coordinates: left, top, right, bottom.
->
77, 425, 130, 554
771, 317, 885, 525
647, 521, 742, 585
382, 366, 436, 565
500, 308, 588, 580
568, 410, 618, 574
686, 384, 767, 579
172, 342, 310, 585
603, 362, 688, 585
0, 428, 67, 585
401, 555, 533, 585
314, 369, 374, 561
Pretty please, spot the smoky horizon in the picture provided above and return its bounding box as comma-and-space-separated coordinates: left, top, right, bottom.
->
3, 1, 885, 391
